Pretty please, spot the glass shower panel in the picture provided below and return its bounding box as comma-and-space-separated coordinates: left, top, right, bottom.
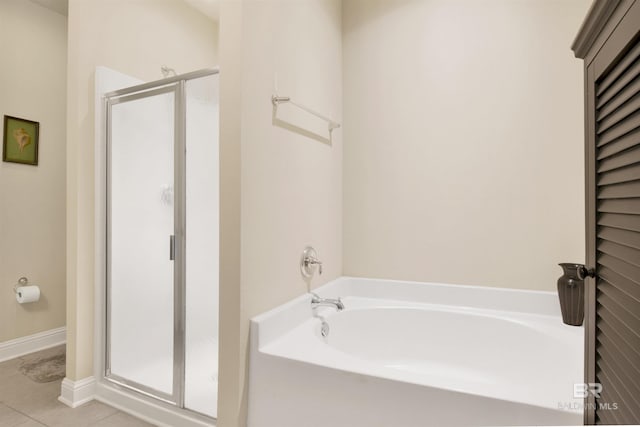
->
108, 88, 176, 397
184, 74, 219, 417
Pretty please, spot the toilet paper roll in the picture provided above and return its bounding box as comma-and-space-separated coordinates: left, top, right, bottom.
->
15, 285, 40, 304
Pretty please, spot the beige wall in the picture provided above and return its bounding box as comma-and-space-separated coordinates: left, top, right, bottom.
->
0, 0, 67, 343
65, 0, 217, 380
217, 1, 243, 424
217, 1, 343, 425
343, 0, 590, 291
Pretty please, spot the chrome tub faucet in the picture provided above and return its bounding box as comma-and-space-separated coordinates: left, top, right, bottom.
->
311, 292, 344, 311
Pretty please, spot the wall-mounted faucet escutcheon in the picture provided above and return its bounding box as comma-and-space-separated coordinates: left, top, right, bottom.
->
301, 246, 323, 278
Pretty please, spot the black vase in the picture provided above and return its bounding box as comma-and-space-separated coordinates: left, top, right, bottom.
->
557, 263, 585, 326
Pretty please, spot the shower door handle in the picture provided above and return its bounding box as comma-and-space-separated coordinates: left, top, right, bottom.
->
169, 235, 175, 261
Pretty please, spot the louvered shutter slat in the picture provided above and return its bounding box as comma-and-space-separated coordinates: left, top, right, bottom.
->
595, 35, 640, 424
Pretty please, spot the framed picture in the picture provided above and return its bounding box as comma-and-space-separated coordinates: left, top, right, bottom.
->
3, 115, 39, 166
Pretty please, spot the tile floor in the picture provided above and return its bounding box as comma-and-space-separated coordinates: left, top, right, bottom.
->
0, 345, 154, 427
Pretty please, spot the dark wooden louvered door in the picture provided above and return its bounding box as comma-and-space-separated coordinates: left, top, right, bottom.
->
586, 1, 640, 424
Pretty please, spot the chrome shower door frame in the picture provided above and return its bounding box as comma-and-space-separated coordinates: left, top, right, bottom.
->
103, 69, 218, 413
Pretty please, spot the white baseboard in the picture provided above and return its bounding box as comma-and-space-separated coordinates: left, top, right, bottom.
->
0, 327, 66, 363
59, 377, 96, 408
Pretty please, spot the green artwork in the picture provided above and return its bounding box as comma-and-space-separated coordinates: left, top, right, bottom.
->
3, 115, 39, 166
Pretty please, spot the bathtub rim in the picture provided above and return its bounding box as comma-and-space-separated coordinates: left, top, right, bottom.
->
251, 275, 571, 349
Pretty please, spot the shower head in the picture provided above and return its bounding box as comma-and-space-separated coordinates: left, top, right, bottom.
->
161, 65, 177, 78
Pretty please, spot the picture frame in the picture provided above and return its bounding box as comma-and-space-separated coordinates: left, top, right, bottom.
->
3, 115, 39, 166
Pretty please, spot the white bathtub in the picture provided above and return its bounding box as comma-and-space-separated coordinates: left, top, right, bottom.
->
248, 277, 584, 426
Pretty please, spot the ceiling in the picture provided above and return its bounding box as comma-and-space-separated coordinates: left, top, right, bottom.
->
28, 0, 219, 22
30, 0, 68, 16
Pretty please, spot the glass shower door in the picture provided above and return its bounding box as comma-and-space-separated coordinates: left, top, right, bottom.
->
107, 85, 179, 401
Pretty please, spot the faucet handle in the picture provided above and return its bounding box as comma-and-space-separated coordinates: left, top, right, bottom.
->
309, 257, 323, 275
300, 246, 323, 278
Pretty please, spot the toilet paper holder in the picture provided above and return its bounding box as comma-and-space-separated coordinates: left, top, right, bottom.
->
13, 277, 28, 293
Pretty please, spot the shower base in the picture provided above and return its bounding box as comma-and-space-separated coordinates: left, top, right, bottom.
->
111, 338, 218, 418
94, 338, 218, 427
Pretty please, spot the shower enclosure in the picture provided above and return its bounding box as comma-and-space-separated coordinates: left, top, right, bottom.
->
100, 69, 219, 423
